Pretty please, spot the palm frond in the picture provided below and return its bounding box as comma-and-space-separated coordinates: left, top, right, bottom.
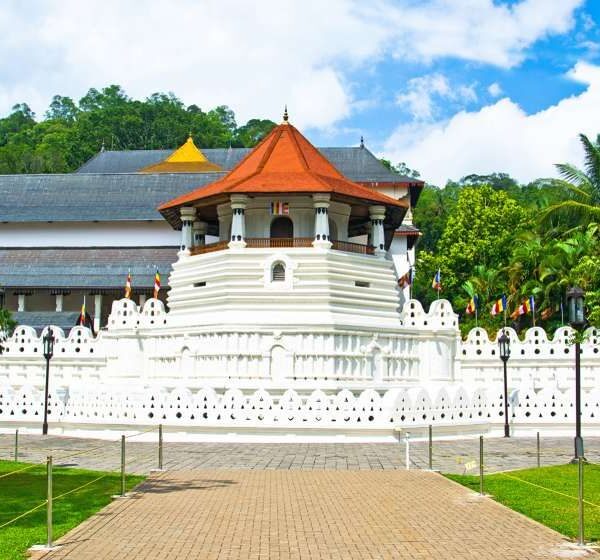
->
578, 134, 600, 193
554, 164, 593, 192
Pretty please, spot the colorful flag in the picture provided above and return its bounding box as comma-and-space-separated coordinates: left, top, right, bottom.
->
517, 297, 533, 316
79, 296, 86, 325
541, 307, 554, 321
125, 271, 132, 299
270, 201, 289, 215
431, 269, 441, 291
465, 295, 478, 315
153, 269, 161, 299
398, 269, 413, 288
490, 295, 507, 316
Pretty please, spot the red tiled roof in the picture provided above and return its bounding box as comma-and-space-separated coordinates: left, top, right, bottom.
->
159, 123, 406, 211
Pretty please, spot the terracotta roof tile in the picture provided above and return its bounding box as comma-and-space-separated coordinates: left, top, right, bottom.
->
159, 123, 406, 212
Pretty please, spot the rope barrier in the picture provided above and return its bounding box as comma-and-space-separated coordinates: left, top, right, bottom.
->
0, 462, 44, 480
493, 471, 600, 510
124, 426, 158, 439
53, 473, 111, 502
0, 500, 47, 530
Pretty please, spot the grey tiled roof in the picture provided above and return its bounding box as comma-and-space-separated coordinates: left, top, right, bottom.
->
0, 173, 222, 222
76, 147, 414, 183
12, 311, 81, 333
0, 247, 177, 289
0, 147, 420, 224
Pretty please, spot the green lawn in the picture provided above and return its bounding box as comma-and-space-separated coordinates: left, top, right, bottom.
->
447, 463, 600, 543
0, 459, 145, 560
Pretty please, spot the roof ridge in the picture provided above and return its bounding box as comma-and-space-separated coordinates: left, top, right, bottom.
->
287, 125, 310, 171
256, 126, 283, 172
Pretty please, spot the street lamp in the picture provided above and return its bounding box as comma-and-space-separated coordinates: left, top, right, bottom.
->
42, 328, 54, 436
498, 330, 511, 437
566, 286, 586, 462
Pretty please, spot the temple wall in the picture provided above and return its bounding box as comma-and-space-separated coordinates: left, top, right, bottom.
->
1, 299, 598, 435
0, 221, 180, 247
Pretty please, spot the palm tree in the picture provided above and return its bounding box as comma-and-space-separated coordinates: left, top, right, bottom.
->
543, 133, 600, 226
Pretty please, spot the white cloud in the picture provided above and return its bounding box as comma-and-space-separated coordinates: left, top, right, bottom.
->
396, 73, 477, 120
488, 82, 503, 97
0, 0, 584, 130
383, 62, 600, 186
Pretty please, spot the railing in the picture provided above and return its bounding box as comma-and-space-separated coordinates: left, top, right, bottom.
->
190, 241, 229, 255
331, 240, 375, 255
190, 238, 373, 255
245, 237, 313, 248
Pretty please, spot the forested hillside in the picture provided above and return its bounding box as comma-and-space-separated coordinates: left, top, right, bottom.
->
0, 85, 276, 174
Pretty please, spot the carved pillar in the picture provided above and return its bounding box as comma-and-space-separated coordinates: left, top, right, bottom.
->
180, 207, 196, 253
369, 205, 386, 257
229, 194, 248, 248
312, 193, 332, 249
55, 294, 64, 312
192, 220, 207, 248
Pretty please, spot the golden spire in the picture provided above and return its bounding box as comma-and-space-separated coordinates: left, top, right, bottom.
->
139, 134, 222, 173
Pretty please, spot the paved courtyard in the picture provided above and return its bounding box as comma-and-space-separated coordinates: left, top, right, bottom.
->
1, 432, 598, 474
33, 469, 598, 560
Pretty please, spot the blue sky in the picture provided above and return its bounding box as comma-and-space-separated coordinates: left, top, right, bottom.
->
1, 0, 599, 184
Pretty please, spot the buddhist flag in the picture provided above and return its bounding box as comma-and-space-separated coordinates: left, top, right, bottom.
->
541, 307, 554, 321
431, 269, 441, 291
465, 295, 478, 315
517, 296, 534, 316
125, 271, 132, 299
398, 269, 413, 288
153, 269, 161, 299
79, 296, 86, 325
491, 295, 507, 316
270, 201, 289, 215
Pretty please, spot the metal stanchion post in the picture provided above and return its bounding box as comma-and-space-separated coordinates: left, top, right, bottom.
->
536, 431, 540, 468
120, 435, 126, 497
158, 424, 163, 470
578, 457, 584, 546
47, 455, 53, 548
14, 429, 18, 462
428, 425, 433, 470
405, 432, 410, 470
479, 436, 484, 496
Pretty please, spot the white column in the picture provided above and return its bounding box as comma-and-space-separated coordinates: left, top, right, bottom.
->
312, 193, 332, 249
179, 207, 196, 253
369, 205, 386, 257
17, 294, 26, 312
192, 220, 207, 248
229, 194, 248, 249
93, 294, 102, 332
55, 293, 64, 312
139, 294, 147, 307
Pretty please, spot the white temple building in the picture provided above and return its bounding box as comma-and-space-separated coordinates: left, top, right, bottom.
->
0, 115, 598, 440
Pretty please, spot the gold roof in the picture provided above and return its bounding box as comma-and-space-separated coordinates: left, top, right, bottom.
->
140, 136, 222, 173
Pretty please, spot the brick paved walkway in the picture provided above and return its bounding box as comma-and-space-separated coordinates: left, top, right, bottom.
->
1, 433, 598, 474
34, 469, 597, 560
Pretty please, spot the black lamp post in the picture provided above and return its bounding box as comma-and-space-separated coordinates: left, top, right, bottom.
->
42, 328, 54, 436
566, 286, 586, 462
498, 330, 511, 437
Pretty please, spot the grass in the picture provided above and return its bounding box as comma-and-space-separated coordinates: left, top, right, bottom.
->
447, 463, 600, 543
0, 459, 145, 560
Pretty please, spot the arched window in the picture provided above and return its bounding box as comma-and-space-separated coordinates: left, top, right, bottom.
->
270, 216, 293, 238
271, 262, 286, 282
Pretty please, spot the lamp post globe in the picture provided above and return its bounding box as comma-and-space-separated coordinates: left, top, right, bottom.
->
566, 286, 585, 462
498, 330, 511, 437
42, 327, 54, 436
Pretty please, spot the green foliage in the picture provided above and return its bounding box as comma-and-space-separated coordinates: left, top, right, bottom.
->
447, 463, 600, 542
412, 135, 600, 336
0, 308, 16, 353
0, 85, 276, 174
0, 459, 144, 560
